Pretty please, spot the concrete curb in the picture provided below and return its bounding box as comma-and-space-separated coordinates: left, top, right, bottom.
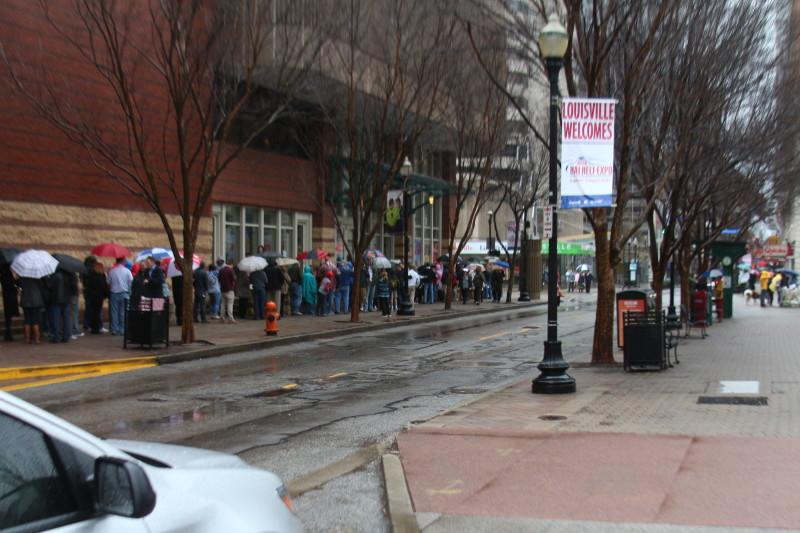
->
382, 453, 419, 533
286, 442, 388, 497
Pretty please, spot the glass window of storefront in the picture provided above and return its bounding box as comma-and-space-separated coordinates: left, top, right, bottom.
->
215, 204, 310, 261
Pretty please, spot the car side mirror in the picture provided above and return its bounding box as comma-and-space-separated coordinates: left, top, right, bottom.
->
94, 457, 156, 518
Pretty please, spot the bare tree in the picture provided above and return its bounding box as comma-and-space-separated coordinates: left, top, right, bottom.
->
440, 21, 507, 310
2, 0, 328, 342
308, 0, 455, 321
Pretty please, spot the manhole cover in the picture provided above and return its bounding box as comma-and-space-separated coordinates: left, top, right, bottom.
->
697, 396, 768, 406
538, 415, 568, 421
449, 387, 487, 395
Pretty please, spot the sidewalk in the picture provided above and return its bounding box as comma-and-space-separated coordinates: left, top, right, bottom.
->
0, 290, 587, 388
396, 295, 800, 532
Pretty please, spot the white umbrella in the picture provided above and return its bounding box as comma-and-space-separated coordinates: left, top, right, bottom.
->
576, 264, 591, 272
237, 256, 268, 272
466, 263, 482, 271
276, 257, 299, 266
374, 256, 392, 269
11, 249, 58, 279
709, 268, 723, 278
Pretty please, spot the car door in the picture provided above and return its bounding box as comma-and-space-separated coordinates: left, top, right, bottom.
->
0, 411, 147, 533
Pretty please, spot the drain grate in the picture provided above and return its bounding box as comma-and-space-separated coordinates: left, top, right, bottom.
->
697, 396, 768, 406
538, 415, 568, 421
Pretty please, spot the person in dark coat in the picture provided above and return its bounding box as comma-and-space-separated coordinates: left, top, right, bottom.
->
193, 262, 209, 323
265, 260, 283, 309
84, 262, 109, 334
46, 269, 75, 343
0, 263, 19, 341
19, 276, 45, 344
491, 267, 505, 303
235, 267, 251, 319
249, 268, 268, 320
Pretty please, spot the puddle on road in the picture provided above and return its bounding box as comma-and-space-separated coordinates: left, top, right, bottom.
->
109, 399, 246, 436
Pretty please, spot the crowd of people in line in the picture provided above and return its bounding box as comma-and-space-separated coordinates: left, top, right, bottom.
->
0, 253, 515, 343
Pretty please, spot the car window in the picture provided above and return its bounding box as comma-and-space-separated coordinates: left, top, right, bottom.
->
0, 412, 78, 529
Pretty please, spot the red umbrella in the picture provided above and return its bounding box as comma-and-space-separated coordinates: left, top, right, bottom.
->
91, 242, 131, 258
298, 249, 328, 261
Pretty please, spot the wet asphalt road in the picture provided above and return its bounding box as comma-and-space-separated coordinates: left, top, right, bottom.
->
18, 298, 598, 532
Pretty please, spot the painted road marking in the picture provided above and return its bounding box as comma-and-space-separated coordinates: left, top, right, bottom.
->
327, 372, 348, 379
1, 362, 156, 392
0, 356, 157, 381
478, 331, 509, 341
280, 383, 299, 391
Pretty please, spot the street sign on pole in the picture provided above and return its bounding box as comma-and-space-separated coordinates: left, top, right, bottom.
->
543, 205, 554, 239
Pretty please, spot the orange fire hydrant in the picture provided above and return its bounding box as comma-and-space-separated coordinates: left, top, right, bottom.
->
265, 301, 280, 336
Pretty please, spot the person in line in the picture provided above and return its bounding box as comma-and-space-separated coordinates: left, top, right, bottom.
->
473, 266, 485, 305
249, 267, 267, 320
337, 260, 354, 314
1, 263, 19, 341
376, 269, 391, 318
265, 259, 283, 310
108, 257, 133, 335
574, 271, 582, 293
18, 274, 45, 344
360, 263, 372, 312
46, 267, 76, 343
70, 273, 83, 339
302, 265, 317, 315
566, 269, 574, 293
218, 258, 236, 323
288, 263, 302, 316
318, 270, 334, 316
207, 264, 221, 319
234, 266, 251, 319
585, 272, 594, 293
84, 261, 109, 334
143, 257, 165, 298
460, 268, 471, 304
193, 262, 209, 323
279, 264, 292, 318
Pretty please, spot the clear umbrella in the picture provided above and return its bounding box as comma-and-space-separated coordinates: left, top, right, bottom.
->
238, 256, 268, 272
374, 256, 392, 269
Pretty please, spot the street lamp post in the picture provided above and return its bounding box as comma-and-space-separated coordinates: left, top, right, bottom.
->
398, 157, 414, 316
532, 14, 575, 395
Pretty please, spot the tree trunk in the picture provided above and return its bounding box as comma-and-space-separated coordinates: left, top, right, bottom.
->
444, 259, 455, 310
180, 260, 195, 343
350, 253, 362, 322
651, 268, 664, 312
505, 219, 521, 303
591, 223, 616, 364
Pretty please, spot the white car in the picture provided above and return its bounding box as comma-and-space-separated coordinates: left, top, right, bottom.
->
0, 391, 303, 532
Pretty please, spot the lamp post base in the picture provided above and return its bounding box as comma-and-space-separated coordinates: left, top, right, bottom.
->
532, 340, 576, 394
518, 292, 531, 302
397, 300, 415, 316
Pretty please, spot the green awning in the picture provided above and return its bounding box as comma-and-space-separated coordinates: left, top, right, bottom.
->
328, 156, 451, 201
541, 241, 595, 256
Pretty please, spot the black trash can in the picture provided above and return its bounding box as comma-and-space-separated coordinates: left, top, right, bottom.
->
124, 297, 170, 349
616, 289, 650, 348
622, 310, 666, 371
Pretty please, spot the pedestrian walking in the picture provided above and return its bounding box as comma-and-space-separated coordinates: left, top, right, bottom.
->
207, 264, 221, 319
108, 257, 133, 335
491, 267, 504, 303
377, 269, 391, 318
302, 265, 317, 315
759, 269, 773, 307
218, 258, 236, 323
585, 272, 593, 293
249, 268, 267, 320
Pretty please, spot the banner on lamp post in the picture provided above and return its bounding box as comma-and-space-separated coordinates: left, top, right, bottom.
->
560, 97, 616, 209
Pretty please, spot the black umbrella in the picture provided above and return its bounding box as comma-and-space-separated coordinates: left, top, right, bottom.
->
52, 253, 88, 275
0, 247, 21, 265
437, 254, 450, 263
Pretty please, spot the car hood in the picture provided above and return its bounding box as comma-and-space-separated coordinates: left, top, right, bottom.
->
107, 439, 249, 469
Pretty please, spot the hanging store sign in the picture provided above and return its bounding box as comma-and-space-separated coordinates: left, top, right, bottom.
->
561, 97, 616, 209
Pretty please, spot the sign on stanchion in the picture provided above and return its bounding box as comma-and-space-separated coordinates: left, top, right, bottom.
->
543, 205, 553, 239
